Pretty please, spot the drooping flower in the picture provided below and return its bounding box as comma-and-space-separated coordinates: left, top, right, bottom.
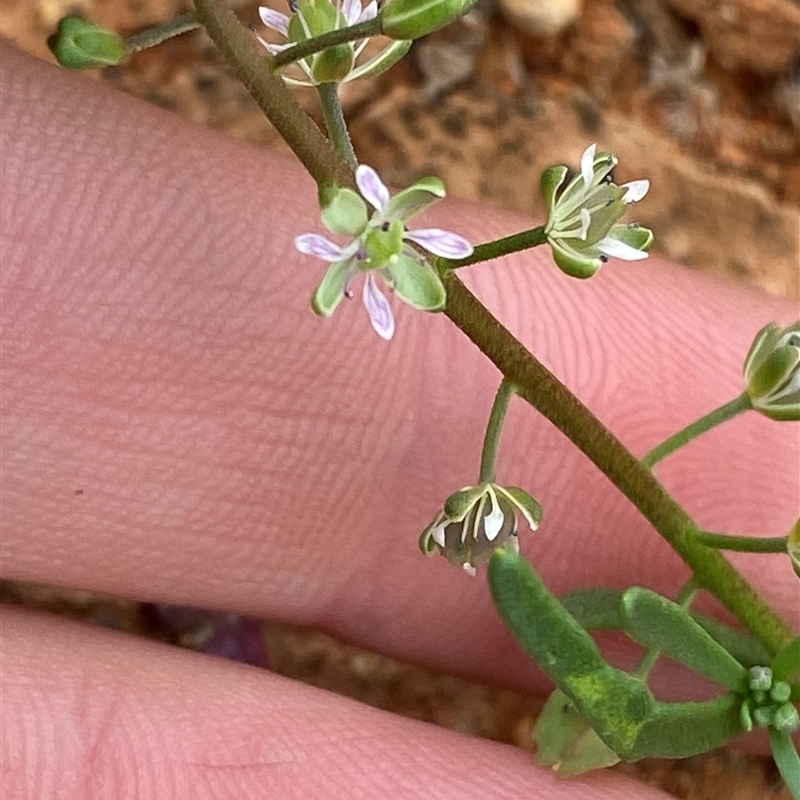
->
419, 483, 542, 576
257, 0, 410, 86
743, 321, 800, 420
541, 144, 654, 278
296, 165, 473, 339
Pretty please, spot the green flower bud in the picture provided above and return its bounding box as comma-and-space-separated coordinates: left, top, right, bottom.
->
419, 483, 542, 576
743, 321, 800, 420
752, 705, 774, 728
48, 15, 126, 70
380, 0, 480, 40
770, 681, 792, 704
749, 665, 773, 693
773, 702, 800, 733
787, 517, 800, 579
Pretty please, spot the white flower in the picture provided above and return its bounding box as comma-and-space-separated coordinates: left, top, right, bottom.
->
257, 0, 410, 86
540, 144, 653, 278
296, 165, 473, 339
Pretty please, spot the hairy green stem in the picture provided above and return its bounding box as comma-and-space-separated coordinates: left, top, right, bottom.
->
439, 226, 549, 270
124, 12, 201, 54
193, 0, 354, 190
317, 83, 357, 169
269, 19, 380, 72
643, 394, 752, 468
441, 272, 795, 655
479, 380, 517, 483
695, 532, 789, 554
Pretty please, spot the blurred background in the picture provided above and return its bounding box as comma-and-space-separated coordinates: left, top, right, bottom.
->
1, 2, 798, 798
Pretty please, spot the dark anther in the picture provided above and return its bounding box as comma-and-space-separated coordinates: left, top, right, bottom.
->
599, 255, 609, 263
288, 0, 299, 12
381, 221, 390, 231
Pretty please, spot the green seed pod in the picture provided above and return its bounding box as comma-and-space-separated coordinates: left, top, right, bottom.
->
48, 15, 126, 70
379, 0, 480, 40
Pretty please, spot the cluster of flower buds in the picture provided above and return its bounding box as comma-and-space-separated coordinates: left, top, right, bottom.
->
743, 321, 800, 421
419, 482, 542, 576
541, 144, 653, 278
740, 666, 799, 734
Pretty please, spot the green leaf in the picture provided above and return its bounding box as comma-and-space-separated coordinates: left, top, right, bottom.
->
387, 254, 446, 311
629, 695, 744, 761
621, 587, 749, 692
773, 638, 800, 683
691, 613, 772, 668
560, 588, 626, 631
489, 550, 654, 758
533, 689, 620, 775
770, 729, 800, 800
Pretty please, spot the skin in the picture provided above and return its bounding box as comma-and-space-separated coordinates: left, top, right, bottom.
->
1, 42, 798, 799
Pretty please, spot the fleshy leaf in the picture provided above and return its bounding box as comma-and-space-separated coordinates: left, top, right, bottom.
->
388, 253, 446, 311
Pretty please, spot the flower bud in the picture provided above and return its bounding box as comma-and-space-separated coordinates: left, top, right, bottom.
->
48, 15, 126, 69
380, 0, 480, 40
419, 483, 542, 576
743, 321, 800, 420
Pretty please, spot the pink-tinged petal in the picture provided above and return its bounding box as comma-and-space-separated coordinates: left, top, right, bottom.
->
597, 236, 649, 261
359, 0, 378, 21
405, 228, 474, 259
356, 165, 390, 214
341, 0, 362, 25
295, 233, 345, 261
255, 34, 290, 55
362, 274, 395, 340
622, 179, 650, 203
259, 7, 290, 36
580, 143, 597, 186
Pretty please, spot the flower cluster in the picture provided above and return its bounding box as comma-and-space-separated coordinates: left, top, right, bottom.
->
296, 165, 473, 339
541, 144, 653, 278
258, 0, 410, 86
743, 321, 800, 421
419, 482, 542, 576
740, 666, 799, 734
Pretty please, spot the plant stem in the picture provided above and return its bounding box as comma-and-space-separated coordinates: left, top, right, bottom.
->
694, 532, 789, 554
317, 83, 357, 169
479, 380, 516, 483
193, 0, 354, 191
269, 19, 380, 73
441, 271, 795, 656
642, 394, 752, 468
124, 12, 201, 54
439, 226, 549, 270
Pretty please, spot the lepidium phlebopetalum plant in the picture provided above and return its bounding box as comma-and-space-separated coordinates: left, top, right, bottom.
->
47, 1, 800, 796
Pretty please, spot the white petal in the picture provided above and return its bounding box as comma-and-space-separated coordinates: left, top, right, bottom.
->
362, 274, 395, 340
359, 0, 378, 21
295, 234, 346, 261
341, 0, 362, 25
356, 165, 390, 214
405, 228, 473, 259
622, 179, 650, 203
597, 237, 649, 261
462, 563, 477, 577
259, 7, 290, 36
431, 523, 446, 547
577, 208, 591, 240
580, 143, 597, 186
484, 492, 504, 542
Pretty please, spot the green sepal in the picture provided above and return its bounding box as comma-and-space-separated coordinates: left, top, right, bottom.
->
533, 689, 620, 775
388, 176, 446, 220
773, 637, 800, 683
621, 587, 749, 692
48, 15, 126, 69
444, 485, 486, 521
311, 257, 352, 317
606, 222, 654, 254
312, 44, 356, 84
769, 729, 800, 799
349, 40, 412, 81
387, 253, 446, 310
540, 164, 569, 225
628, 694, 744, 761
321, 187, 368, 236
379, 0, 480, 40
288, 0, 339, 41
496, 486, 542, 530
548, 237, 603, 279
